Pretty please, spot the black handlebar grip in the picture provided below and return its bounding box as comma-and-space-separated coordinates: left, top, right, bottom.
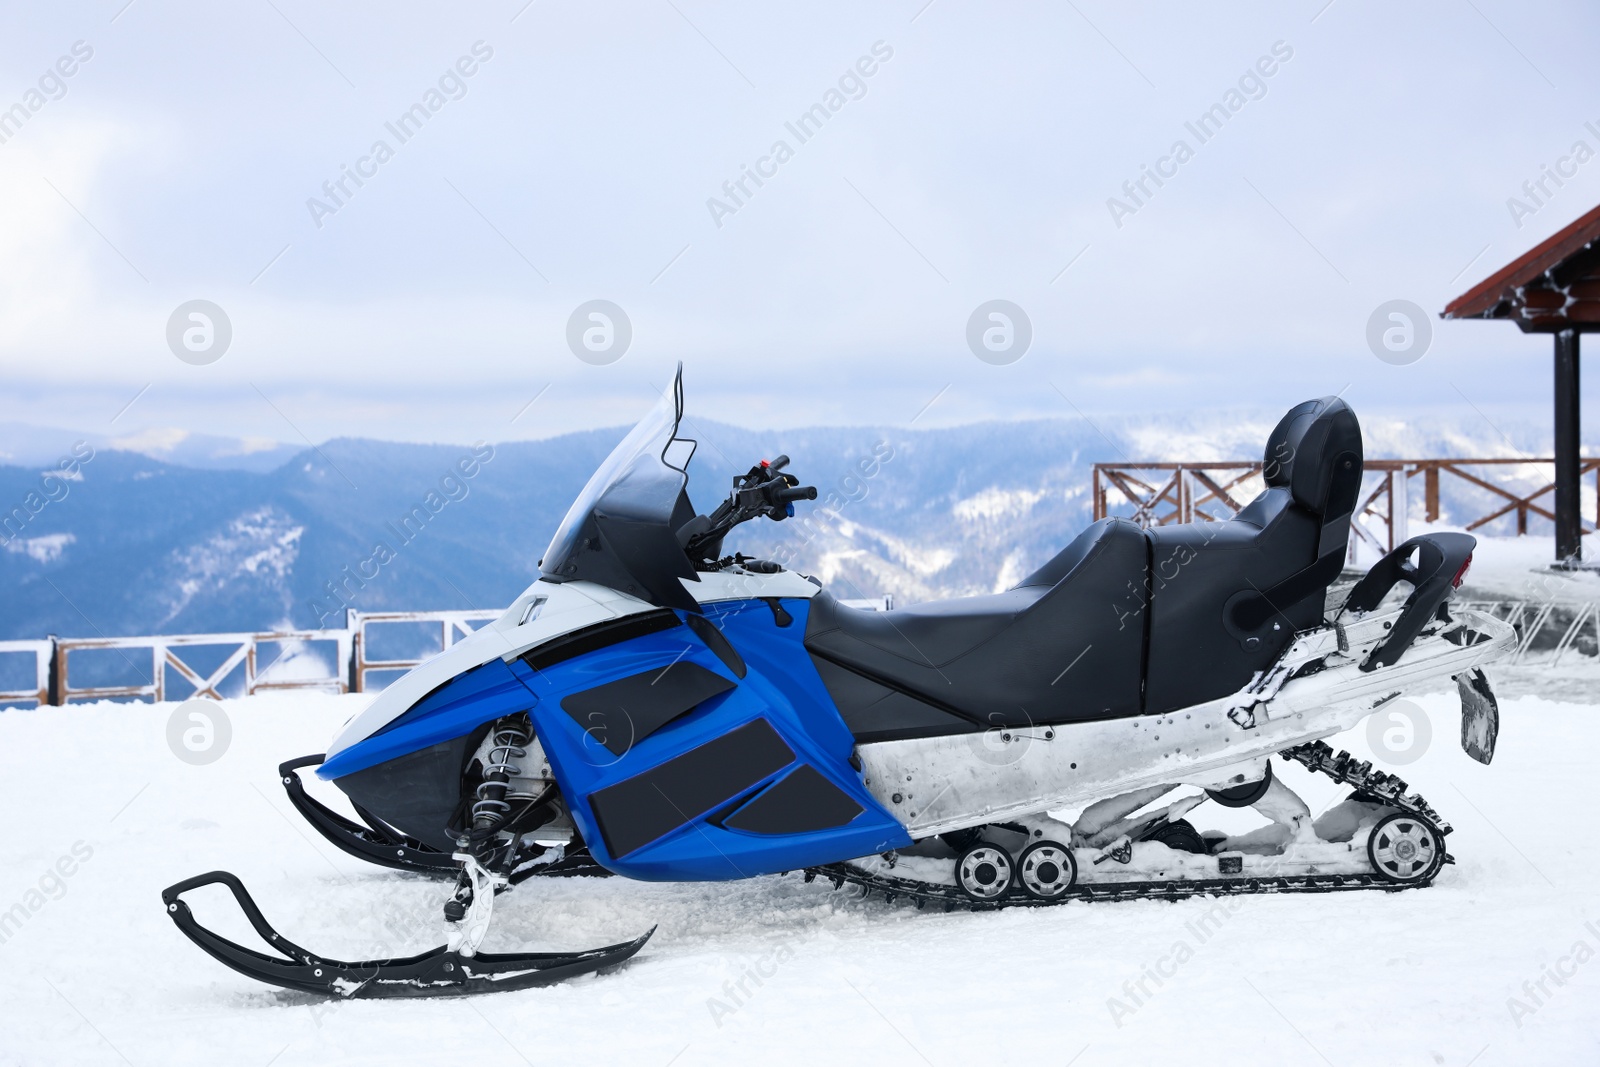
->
768, 455, 790, 472
774, 485, 817, 503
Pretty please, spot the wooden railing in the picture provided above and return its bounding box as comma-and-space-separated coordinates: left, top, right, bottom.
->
1092, 457, 1600, 558
350, 609, 499, 693
50, 629, 353, 704
1, 597, 898, 708
0, 639, 53, 706
0, 612, 461, 707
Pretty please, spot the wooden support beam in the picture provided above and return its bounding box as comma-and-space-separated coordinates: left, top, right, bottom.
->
1554, 329, 1583, 562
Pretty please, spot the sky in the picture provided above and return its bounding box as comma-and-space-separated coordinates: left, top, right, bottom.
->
2, 0, 1598, 448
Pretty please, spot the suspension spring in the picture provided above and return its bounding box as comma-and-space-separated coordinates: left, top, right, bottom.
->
470, 717, 533, 838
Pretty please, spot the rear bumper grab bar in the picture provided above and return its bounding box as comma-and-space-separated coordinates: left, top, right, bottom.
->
1342, 532, 1475, 672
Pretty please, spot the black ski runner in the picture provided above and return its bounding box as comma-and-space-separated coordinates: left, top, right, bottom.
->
802, 740, 1454, 911
162, 871, 652, 998
279, 755, 610, 881
278, 755, 460, 876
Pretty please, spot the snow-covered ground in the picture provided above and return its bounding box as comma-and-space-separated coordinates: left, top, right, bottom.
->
2, 678, 1598, 1067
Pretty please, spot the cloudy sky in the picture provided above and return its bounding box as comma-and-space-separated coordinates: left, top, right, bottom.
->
3, 0, 1598, 448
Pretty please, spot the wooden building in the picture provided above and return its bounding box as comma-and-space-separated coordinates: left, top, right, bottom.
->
1444, 204, 1600, 566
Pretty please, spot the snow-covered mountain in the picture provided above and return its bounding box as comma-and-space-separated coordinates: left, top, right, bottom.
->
0, 409, 1589, 644
0, 422, 302, 474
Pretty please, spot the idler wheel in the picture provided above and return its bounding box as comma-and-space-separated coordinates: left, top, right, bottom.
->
1366, 812, 1445, 884
955, 843, 1015, 902
1017, 841, 1077, 900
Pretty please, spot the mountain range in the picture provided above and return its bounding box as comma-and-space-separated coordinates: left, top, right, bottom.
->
0, 408, 1588, 654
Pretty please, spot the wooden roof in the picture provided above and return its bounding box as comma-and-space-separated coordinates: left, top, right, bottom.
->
1443, 203, 1600, 332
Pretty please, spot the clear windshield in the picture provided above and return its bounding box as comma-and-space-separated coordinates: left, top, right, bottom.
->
540, 367, 696, 586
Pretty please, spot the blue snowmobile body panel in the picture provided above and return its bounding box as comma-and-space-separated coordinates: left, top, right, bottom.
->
318, 657, 534, 781
319, 596, 911, 881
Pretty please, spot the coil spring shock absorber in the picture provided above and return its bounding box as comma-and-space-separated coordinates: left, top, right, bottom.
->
445, 715, 534, 923
470, 717, 534, 841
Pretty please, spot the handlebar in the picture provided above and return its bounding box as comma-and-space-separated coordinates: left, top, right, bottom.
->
681, 454, 817, 564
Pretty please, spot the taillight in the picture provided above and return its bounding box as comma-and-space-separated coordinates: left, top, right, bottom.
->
1451, 553, 1473, 588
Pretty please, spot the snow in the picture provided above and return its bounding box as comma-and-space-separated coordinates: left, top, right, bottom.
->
107, 428, 192, 456
2, 677, 1598, 1066
951, 486, 1048, 523
156, 507, 305, 626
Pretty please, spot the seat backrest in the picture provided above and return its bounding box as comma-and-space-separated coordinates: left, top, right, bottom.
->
1142, 397, 1364, 714
1262, 396, 1363, 548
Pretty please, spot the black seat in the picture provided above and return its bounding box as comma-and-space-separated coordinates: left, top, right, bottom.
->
804, 518, 1150, 740
1142, 396, 1362, 713
804, 397, 1362, 741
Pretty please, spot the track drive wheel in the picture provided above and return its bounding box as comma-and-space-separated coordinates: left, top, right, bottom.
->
1366, 813, 1445, 884
955, 843, 1015, 902
1017, 841, 1077, 900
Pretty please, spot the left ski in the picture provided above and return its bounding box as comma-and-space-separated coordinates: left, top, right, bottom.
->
161, 871, 652, 999
278, 755, 610, 881
278, 755, 460, 876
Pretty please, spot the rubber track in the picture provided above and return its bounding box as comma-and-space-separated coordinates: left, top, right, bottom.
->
801, 740, 1451, 912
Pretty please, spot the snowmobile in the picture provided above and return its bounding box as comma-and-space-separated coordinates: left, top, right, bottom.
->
164, 367, 1514, 998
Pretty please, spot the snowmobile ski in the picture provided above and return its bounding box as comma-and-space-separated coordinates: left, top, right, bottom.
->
278, 754, 609, 880
161, 871, 652, 999
278, 755, 460, 876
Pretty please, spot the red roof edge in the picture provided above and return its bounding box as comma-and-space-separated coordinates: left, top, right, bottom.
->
1443, 202, 1600, 320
